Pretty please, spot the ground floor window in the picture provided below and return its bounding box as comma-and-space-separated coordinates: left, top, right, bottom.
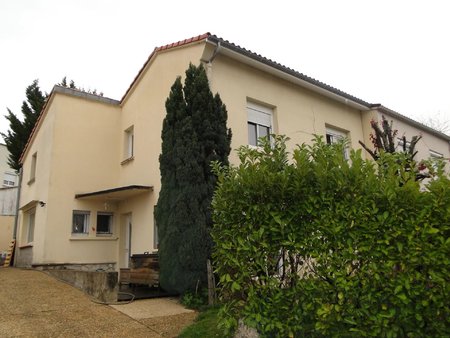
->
72, 210, 90, 234
97, 212, 113, 234
22, 207, 36, 244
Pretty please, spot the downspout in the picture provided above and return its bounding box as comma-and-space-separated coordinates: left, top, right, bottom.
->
12, 167, 23, 266
203, 41, 222, 90
13, 167, 22, 239
207, 41, 222, 64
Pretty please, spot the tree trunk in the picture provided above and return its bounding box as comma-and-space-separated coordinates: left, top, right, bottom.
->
207, 259, 216, 305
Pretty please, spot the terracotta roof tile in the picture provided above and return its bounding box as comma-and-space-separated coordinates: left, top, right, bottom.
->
154, 33, 210, 53
121, 33, 210, 102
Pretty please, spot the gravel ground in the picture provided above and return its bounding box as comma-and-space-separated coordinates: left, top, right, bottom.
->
0, 267, 197, 337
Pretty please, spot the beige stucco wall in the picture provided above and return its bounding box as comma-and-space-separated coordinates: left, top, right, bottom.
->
118, 42, 206, 258
0, 215, 14, 253
16, 95, 56, 266
17, 93, 123, 266
45, 94, 122, 265
17, 42, 207, 268
206, 54, 367, 163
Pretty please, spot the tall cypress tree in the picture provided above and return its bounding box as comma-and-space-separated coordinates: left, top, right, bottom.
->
2, 80, 46, 171
156, 64, 231, 294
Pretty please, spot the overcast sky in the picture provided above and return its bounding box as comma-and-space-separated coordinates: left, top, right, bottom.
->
1, 0, 449, 139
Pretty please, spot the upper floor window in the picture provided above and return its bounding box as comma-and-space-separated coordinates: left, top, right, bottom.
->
326, 126, 349, 159
247, 102, 272, 146
29, 152, 37, 184
124, 126, 134, 159
3, 172, 17, 187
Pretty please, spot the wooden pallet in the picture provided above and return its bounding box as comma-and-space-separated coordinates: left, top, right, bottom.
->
3, 239, 15, 267
119, 253, 159, 286
120, 268, 159, 286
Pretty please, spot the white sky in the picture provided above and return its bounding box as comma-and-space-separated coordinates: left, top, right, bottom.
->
1, 0, 449, 139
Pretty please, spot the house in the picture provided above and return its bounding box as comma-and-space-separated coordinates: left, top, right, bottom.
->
14, 33, 450, 270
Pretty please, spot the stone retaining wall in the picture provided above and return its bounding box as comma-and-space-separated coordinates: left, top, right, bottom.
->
46, 269, 118, 303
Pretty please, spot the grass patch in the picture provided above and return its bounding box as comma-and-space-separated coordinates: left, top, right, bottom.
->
179, 306, 229, 337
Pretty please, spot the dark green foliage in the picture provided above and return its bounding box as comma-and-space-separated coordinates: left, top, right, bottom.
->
156, 64, 231, 295
179, 306, 229, 338
212, 136, 450, 337
181, 289, 209, 310
1, 80, 46, 171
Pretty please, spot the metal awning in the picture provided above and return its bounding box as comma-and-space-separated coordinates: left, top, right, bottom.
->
75, 185, 153, 201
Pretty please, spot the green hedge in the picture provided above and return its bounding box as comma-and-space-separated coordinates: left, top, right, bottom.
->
212, 136, 449, 337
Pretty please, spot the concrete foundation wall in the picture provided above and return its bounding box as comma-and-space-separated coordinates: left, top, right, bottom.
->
46, 269, 118, 303
15, 246, 33, 267
34, 262, 115, 272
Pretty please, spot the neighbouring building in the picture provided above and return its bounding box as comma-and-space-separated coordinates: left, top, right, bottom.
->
0, 144, 18, 188
0, 144, 18, 260
14, 33, 450, 270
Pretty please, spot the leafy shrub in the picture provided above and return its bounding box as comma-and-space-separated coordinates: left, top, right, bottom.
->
181, 289, 209, 310
179, 306, 230, 338
212, 135, 450, 337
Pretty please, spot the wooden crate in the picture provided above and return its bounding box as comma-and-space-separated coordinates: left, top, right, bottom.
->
119, 254, 159, 286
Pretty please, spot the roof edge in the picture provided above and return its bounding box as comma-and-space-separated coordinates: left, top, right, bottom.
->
206, 34, 372, 109
19, 92, 55, 165
19, 86, 120, 165
53, 86, 120, 105
373, 104, 450, 141
120, 33, 210, 104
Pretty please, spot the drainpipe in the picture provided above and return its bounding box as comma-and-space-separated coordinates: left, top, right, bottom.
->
12, 167, 22, 266
13, 167, 22, 239
203, 41, 222, 87
207, 41, 222, 64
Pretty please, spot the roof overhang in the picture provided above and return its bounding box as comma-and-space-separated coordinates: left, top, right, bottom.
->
205, 36, 371, 111
372, 104, 450, 142
75, 185, 153, 201
19, 200, 40, 210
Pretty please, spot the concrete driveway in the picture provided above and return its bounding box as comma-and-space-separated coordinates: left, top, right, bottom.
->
0, 268, 196, 337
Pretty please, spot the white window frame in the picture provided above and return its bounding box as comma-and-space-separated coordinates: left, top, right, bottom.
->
26, 208, 36, 244
326, 126, 349, 159
72, 210, 90, 234
29, 152, 37, 184
96, 212, 113, 235
429, 150, 443, 159
429, 150, 444, 172
247, 102, 273, 147
124, 126, 134, 159
397, 138, 411, 153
